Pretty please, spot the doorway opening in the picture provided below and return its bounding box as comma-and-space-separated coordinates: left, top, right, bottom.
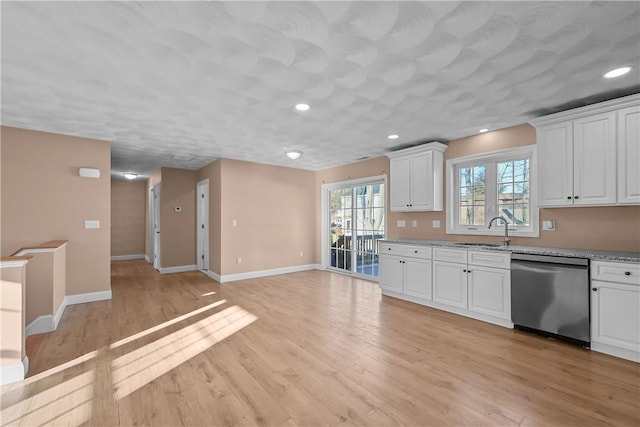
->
323, 176, 386, 280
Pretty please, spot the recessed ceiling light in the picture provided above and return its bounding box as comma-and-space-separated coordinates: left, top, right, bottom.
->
479, 128, 489, 133
603, 66, 632, 79
388, 134, 399, 140
285, 150, 303, 160
123, 172, 138, 180
295, 103, 310, 111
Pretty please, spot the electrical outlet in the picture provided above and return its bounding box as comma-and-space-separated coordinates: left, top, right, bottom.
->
84, 220, 100, 229
232, 219, 237, 227
412, 220, 417, 227
543, 220, 556, 231
299, 251, 304, 258
397, 220, 406, 228
432, 220, 441, 228
236, 257, 242, 264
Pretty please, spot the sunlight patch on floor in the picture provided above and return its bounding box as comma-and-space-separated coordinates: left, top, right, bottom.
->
1, 370, 94, 426
109, 299, 227, 350
111, 305, 257, 400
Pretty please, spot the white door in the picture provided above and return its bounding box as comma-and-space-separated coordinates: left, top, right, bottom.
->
404, 257, 432, 300
468, 266, 511, 320
573, 112, 617, 205
196, 179, 209, 270
153, 183, 161, 270
378, 255, 403, 293
591, 280, 640, 353
433, 261, 468, 309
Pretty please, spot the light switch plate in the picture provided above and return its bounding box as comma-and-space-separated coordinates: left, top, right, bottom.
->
84, 220, 100, 229
543, 220, 556, 231
412, 220, 417, 227
432, 220, 441, 228
397, 220, 406, 228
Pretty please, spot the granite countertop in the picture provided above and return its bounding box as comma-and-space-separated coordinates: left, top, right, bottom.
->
380, 239, 640, 263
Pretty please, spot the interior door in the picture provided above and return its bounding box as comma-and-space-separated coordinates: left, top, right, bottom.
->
196, 179, 209, 270
153, 183, 161, 270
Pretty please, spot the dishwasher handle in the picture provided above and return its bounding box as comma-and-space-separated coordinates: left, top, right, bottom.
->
510, 253, 589, 267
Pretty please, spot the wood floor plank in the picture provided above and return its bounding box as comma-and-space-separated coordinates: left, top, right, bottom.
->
4, 260, 639, 426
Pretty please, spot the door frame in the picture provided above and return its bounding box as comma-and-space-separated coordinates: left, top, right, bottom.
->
321, 174, 387, 277
152, 183, 161, 270
196, 178, 210, 271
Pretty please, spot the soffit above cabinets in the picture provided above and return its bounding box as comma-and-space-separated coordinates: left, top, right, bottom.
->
1, 1, 639, 177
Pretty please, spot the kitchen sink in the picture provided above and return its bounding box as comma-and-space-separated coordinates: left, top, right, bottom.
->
453, 242, 504, 247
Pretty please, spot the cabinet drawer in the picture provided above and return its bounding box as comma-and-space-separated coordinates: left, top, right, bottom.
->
433, 247, 467, 263
468, 250, 510, 269
592, 261, 640, 286
404, 245, 432, 259
379, 243, 404, 256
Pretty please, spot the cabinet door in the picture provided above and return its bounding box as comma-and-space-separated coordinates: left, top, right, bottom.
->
573, 112, 617, 205
409, 151, 433, 210
591, 280, 640, 353
379, 255, 403, 293
537, 122, 574, 207
390, 157, 412, 211
468, 266, 510, 320
404, 258, 432, 301
433, 261, 467, 309
617, 105, 640, 205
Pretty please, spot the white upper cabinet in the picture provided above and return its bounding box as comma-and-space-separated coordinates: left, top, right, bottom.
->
386, 142, 447, 212
617, 105, 640, 205
531, 94, 640, 207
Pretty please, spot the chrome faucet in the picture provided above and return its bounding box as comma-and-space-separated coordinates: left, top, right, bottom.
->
488, 216, 510, 246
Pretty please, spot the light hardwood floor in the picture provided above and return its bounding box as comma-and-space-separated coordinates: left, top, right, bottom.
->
2, 260, 639, 426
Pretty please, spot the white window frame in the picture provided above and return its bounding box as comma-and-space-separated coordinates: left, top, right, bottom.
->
446, 145, 539, 237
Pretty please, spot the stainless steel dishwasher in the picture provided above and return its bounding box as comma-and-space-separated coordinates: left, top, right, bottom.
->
511, 253, 590, 346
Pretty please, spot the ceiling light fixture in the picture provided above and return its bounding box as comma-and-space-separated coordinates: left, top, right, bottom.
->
479, 128, 489, 133
285, 150, 303, 160
603, 66, 632, 79
123, 172, 138, 180
388, 134, 399, 140
295, 103, 310, 111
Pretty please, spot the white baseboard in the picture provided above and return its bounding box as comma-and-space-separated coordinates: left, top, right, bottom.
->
145, 255, 151, 263
65, 289, 112, 306
218, 264, 322, 283
202, 269, 221, 282
26, 315, 55, 336
111, 254, 145, 261
159, 265, 198, 274
25, 290, 111, 337
0, 355, 28, 385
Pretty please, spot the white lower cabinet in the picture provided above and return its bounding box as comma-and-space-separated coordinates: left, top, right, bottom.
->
379, 243, 432, 302
432, 261, 467, 309
468, 266, 510, 320
431, 248, 511, 326
591, 261, 640, 362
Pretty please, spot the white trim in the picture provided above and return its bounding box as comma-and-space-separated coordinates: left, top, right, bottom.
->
592, 341, 640, 363
0, 355, 28, 385
26, 290, 107, 337
159, 265, 198, 274
111, 254, 145, 261
145, 255, 151, 263
26, 315, 55, 336
320, 174, 388, 271
217, 264, 322, 283
446, 145, 539, 238
65, 289, 112, 306
13, 242, 67, 257
385, 141, 448, 158
0, 259, 30, 268
202, 269, 221, 282
530, 93, 640, 127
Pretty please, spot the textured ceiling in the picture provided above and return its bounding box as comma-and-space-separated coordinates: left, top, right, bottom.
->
2, 1, 639, 178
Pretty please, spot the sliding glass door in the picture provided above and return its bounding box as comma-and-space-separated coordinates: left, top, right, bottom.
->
328, 180, 385, 279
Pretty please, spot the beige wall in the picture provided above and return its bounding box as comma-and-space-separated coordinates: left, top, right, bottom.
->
197, 160, 221, 274
160, 167, 197, 268
1, 126, 111, 295
215, 159, 316, 275
111, 180, 146, 256
313, 124, 639, 254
